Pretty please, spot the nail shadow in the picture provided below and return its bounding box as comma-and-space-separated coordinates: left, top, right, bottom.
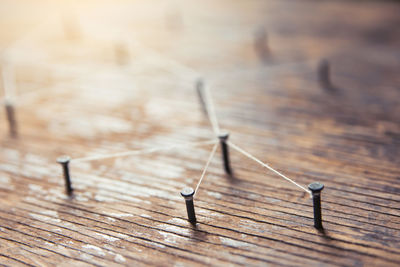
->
316, 227, 334, 242
321, 83, 341, 94
226, 171, 240, 184
66, 191, 75, 200
189, 222, 209, 242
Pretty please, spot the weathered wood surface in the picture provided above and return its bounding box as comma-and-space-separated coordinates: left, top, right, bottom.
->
1, 0, 400, 266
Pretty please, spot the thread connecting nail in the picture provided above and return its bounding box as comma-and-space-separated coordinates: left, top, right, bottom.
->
57, 156, 73, 195
181, 187, 196, 223
308, 182, 324, 229
218, 132, 232, 175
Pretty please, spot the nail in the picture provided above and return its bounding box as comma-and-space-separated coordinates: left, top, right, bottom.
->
115, 43, 129, 65
181, 187, 196, 223
218, 132, 232, 175
165, 7, 183, 32
57, 156, 73, 195
63, 14, 80, 41
5, 101, 17, 137
254, 26, 270, 62
308, 182, 324, 229
196, 78, 208, 116
318, 59, 332, 90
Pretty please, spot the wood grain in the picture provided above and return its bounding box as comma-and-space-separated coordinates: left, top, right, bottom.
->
0, 0, 400, 266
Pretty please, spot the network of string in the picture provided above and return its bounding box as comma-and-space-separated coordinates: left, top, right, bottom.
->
0, 15, 313, 206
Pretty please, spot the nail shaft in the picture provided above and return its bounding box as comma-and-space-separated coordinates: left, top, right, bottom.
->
254, 26, 270, 63
318, 59, 332, 90
115, 43, 129, 65
308, 182, 324, 229
219, 133, 232, 175
57, 156, 73, 195
5, 102, 17, 137
196, 78, 208, 116
181, 187, 196, 223
63, 14, 80, 41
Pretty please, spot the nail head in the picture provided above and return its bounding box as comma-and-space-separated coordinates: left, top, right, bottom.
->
57, 155, 71, 164
180, 187, 195, 198
308, 182, 324, 193
218, 132, 229, 141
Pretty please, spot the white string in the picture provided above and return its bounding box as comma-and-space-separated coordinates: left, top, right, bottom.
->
1, 64, 17, 104
202, 83, 221, 136
72, 139, 217, 163
2, 15, 311, 199
1, 14, 57, 59
128, 39, 223, 136
130, 40, 198, 80
194, 142, 219, 197
0, 15, 55, 107
209, 59, 317, 83
227, 141, 311, 196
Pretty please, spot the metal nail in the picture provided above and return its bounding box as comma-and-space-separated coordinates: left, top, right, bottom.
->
57, 156, 73, 195
308, 182, 324, 229
318, 59, 333, 90
181, 187, 196, 223
5, 102, 17, 137
218, 132, 232, 175
196, 78, 208, 116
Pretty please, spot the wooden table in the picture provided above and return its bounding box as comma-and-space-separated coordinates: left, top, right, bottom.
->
0, 0, 399, 266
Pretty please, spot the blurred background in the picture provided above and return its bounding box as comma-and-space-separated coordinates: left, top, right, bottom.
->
0, 1, 400, 265
1, 0, 399, 155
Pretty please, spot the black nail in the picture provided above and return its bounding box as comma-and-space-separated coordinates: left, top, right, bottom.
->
254, 26, 270, 63
180, 187, 196, 223
196, 78, 208, 116
308, 182, 324, 229
57, 156, 73, 195
318, 59, 333, 90
218, 132, 232, 175
5, 102, 17, 137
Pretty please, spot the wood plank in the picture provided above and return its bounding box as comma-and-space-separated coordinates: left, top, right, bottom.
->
0, 0, 399, 266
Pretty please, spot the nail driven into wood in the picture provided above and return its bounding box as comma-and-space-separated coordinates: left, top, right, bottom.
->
115, 43, 129, 65
196, 78, 208, 116
57, 156, 73, 195
180, 187, 196, 223
62, 14, 81, 41
318, 59, 333, 90
218, 132, 232, 175
5, 101, 17, 137
308, 182, 324, 229
164, 7, 184, 33
254, 26, 270, 63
